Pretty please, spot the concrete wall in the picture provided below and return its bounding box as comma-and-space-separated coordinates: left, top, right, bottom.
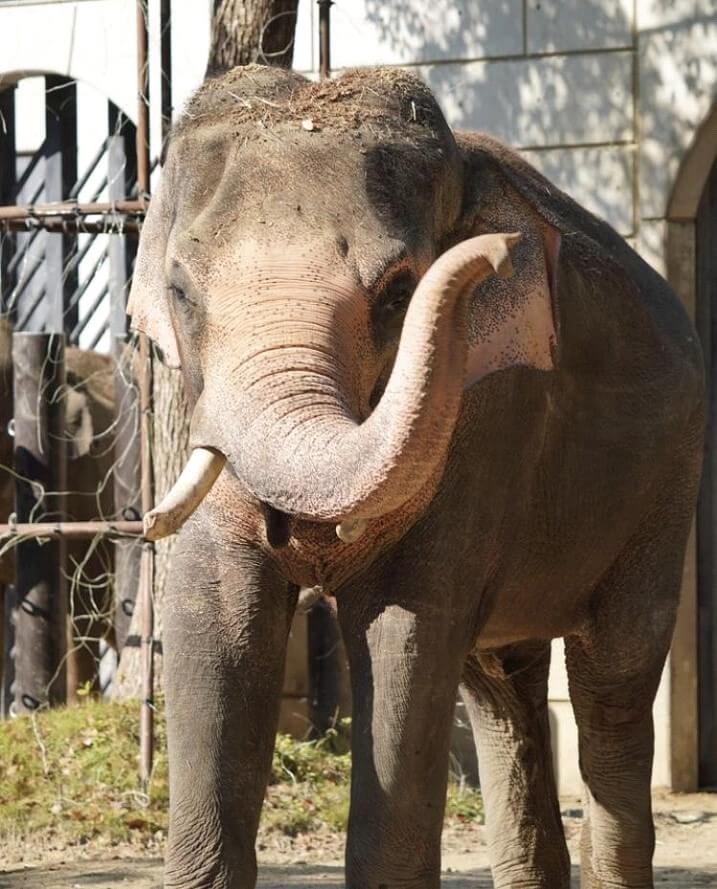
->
1, 0, 715, 794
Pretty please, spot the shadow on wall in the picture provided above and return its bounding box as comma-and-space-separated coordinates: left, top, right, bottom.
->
638, 11, 717, 219
346, 1, 717, 231
357, 0, 633, 139
357, 0, 636, 235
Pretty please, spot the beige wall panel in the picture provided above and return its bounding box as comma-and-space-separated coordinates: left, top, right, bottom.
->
523, 144, 635, 234
527, 0, 633, 53
328, 0, 523, 69
422, 52, 634, 147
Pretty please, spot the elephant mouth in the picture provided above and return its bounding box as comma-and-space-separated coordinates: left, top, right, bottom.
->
143, 445, 369, 545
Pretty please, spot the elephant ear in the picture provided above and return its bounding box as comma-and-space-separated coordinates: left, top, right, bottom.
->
456, 134, 561, 388
127, 159, 181, 368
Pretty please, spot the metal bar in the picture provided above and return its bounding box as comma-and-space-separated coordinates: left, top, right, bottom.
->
0, 199, 145, 222
0, 86, 18, 315
131, 156, 159, 198
11, 332, 67, 712
44, 75, 78, 334
12, 140, 45, 197
0, 0, 100, 6
8, 253, 43, 310
107, 109, 132, 338
60, 229, 99, 288
1, 584, 16, 717
7, 227, 41, 277
138, 334, 155, 787
89, 175, 109, 203
16, 287, 46, 330
1, 218, 141, 235
88, 319, 110, 350
318, 0, 333, 81
70, 283, 109, 341
10, 242, 44, 287
0, 520, 143, 540
64, 249, 108, 317
136, 0, 154, 788
136, 0, 151, 199
112, 337, 142, 652
27, 178, 44, 206
161, 0, 173, 147
69, 138, 108, 199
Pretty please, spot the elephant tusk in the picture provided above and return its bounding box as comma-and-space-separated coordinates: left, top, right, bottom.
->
143, 447, 226, 541
335, 517, 368, 543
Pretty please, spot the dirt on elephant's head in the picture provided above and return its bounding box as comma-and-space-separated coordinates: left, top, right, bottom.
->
174, 64, 452, 147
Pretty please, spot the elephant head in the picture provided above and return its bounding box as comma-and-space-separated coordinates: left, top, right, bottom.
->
128, 66, 559, 543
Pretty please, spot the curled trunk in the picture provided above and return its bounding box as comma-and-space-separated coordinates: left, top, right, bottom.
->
228, 233, 519, 524
152, 233, 519, 539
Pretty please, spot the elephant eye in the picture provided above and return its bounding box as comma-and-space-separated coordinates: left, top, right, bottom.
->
379, 270, 415, 314
168, 284, 195, 308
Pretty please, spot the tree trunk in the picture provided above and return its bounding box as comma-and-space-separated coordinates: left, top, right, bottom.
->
112, 361, 189, 698
206, 0, 299, 76
113, 0, 299, 701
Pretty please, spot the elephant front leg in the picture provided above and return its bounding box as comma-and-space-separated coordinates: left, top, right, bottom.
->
337, 591, 470, 889
461, 641, 570, 889
162, 522, 295, 889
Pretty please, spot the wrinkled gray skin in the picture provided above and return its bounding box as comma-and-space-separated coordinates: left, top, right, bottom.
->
128, 66, 704, 889
0, 317, 116, 689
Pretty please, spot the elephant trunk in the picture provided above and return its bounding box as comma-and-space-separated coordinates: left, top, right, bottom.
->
146, 233, 519, 540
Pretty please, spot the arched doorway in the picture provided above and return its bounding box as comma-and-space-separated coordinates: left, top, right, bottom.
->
696, 155, 717, 788
666, 103, 717, 790
0, 73, 137, 348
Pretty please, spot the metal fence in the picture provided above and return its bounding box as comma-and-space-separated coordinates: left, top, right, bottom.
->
0, 0, 158, 784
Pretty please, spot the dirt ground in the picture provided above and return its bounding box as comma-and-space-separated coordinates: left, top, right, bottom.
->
1, 792, 715, 888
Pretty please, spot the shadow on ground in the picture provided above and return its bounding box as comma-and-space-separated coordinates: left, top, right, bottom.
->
1, 860, 716, 888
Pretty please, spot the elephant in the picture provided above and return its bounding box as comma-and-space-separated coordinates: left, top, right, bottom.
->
0, 315, 120, 697
127, 65, 705, 889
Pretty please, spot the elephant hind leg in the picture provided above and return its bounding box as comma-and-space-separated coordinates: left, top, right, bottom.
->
461, 640, 571, 889
567, 636, 662, 889
566, 511, 691, 889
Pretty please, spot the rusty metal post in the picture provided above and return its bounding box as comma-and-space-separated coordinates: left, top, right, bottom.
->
112, 342, 142, 653
161, 0, 173, 148
318, 0, 333, 80
0, 521, 143, 540
108, 104, 142, 654
44, 76, 78, 335
11, 332, 67, 712
138, 333, 154, 786
136, 0, 155, 787
136, 0, 151, 200
311, 1, 342, 736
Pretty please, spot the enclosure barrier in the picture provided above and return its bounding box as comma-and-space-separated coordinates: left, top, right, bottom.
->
0, 0, 157, 786
0, 0, 335, 785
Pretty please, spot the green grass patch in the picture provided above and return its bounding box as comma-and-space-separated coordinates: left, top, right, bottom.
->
0, 700, 482, 852
0, 698, 168, 849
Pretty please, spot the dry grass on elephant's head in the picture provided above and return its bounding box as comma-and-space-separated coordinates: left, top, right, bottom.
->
175, 65, 450, 144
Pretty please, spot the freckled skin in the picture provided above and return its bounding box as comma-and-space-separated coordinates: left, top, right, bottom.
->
129, 66, 704, 889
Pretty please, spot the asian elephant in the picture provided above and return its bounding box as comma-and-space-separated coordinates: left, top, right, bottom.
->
0, 316, 118, 695
128, 66, 704, 889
